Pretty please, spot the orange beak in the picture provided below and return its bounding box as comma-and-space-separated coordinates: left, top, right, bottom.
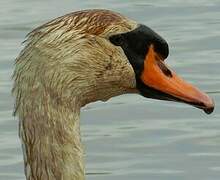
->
140, 45, 214, 114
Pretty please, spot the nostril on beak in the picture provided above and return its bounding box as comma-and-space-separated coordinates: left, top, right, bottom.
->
156, 60, 173, 77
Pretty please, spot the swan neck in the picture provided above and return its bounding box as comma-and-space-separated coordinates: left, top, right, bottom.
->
20, 96, 85, 180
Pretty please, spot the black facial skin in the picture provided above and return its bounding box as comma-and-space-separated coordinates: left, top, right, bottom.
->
109, 24, 213, 114
109, 24, 170, 98
109, 24, 169, 77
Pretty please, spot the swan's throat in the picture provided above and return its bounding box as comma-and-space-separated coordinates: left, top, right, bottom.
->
19, 95, 85, 180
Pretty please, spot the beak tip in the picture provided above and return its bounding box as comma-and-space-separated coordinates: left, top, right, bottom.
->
203, 98, 215, 115
203, 106, 214, 114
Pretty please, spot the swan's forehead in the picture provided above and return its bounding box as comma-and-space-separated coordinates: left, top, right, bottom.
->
65, 9, 138, 36
29, 9, 138, 38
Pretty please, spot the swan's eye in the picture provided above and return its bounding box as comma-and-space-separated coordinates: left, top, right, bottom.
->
109, 34, 124, 46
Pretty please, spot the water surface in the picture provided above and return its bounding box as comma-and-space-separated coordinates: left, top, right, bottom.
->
0, 0, 220, 179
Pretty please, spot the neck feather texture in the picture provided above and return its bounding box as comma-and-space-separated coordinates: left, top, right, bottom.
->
19, 93, 85, 180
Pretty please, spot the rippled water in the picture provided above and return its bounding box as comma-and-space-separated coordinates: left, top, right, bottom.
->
0, 0, 220, 179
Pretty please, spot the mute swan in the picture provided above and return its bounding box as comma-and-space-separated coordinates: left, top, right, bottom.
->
13, 9, 214, 180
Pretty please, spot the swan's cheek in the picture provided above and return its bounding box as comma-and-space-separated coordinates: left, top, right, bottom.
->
119, 64, 136, 90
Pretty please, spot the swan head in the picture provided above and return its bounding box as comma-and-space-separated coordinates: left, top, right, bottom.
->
17, 9, 214, 114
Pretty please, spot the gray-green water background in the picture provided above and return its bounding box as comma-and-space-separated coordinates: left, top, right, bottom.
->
0, 0, 220, 179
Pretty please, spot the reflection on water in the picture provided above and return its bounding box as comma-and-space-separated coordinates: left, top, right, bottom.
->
206, 91, 220, 95
0, 0, 220, 180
